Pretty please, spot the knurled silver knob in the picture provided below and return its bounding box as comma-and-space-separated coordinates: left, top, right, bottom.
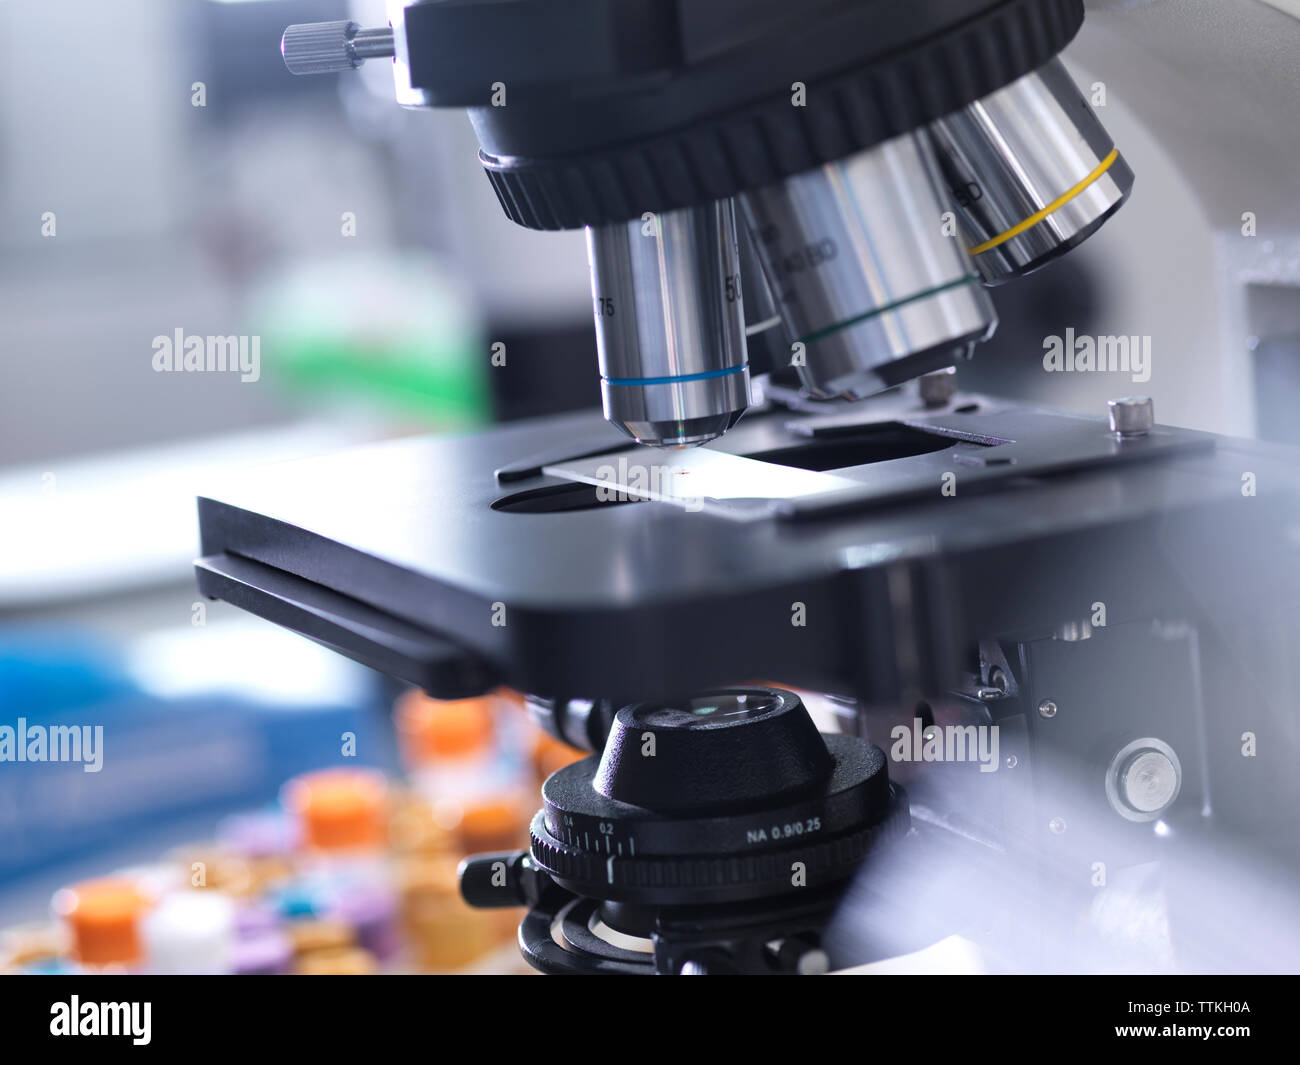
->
1108, 396, 1154, 437
281, 21, 395, 76
919, 366, 958, 407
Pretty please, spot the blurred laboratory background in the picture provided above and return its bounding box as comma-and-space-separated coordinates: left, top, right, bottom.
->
0, 0, 1294, 973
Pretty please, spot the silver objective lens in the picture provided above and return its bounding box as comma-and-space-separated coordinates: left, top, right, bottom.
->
587, 201, 750, 448
738, 131, 996, 400
929, 57, 1134, 284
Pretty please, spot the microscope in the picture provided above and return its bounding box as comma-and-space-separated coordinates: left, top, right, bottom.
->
195, 0, 1300, 973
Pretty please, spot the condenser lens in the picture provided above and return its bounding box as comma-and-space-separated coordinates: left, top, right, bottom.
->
635, 692, 782, 729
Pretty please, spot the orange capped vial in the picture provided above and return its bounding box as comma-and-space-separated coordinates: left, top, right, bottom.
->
283, 768, 389, 853
396, 693, 496, 766
51, 877, 151, 969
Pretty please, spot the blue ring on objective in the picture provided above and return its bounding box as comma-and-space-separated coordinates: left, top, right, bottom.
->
603, 364, 748, 387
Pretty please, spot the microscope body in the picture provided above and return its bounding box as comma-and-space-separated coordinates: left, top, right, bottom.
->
199, 0, 1300, 972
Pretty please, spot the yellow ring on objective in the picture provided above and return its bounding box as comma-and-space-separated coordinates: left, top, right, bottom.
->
967, 147, 1120, 256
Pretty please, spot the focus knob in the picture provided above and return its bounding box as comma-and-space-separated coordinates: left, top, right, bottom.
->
281, 21, 395, 76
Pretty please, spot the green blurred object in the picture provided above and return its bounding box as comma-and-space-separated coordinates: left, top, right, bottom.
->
254, 253, 491, 427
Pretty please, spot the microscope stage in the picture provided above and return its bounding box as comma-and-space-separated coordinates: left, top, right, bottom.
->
195, 398, 1298, 703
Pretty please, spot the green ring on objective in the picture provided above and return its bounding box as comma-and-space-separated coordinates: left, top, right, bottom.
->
797, 275, 980, 346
